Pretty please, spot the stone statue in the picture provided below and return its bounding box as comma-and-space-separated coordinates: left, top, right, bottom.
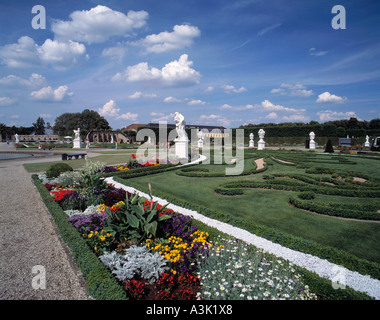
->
249, 132, 254, 148
258, 129, 265, 150
309, 131, 315, 150
197, 129, 204, 148
15, 133, 19, 143
365, 135, 370, 147
73, 128, 80, 140
73, 128, 82, 149
174, 112, 188, 141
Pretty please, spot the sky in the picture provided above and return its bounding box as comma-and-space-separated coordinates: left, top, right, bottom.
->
0, 0, 379, 129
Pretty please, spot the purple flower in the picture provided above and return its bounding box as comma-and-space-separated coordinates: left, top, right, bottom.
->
67, 213, 108, 233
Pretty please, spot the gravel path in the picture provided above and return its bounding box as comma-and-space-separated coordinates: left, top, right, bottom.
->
105, 177, 380, 300
0, 143, 90, 300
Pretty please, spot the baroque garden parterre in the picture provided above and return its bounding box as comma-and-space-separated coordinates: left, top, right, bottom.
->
32, 147, 380, 300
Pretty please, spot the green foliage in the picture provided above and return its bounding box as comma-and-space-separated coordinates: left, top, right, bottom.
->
104, 193, 172, 242
325, 139, 334, 153
31, 174, 128, 300
298, 192, 315, 200
53, 109, 111, 138
289, 195, 380, 221
46, 163, 73, 179
82, 160, 106, 189
32, 116, 46, 135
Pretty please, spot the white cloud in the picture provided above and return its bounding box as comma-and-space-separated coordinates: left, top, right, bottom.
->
52, 5, 149, 44
257, 23, 282, 36
200, 114, 221, 120
0, 73, 46, 88
164, 96, 182, 103
270, 88, 285, 95
261, 100, 304, 112
219, 103, 253, 110
102, 46, 127, 62
271, 83, 314, 97
205, 86, 214, 93
220, 103, 233, 109
0, 97, 16, 106
117, 112, 138, 121
309, 48, 328, 56
98, 99, 138, 121
265, 112, 278, 119
112, 54, 201, 87
317, 110, 358, 122
98, 100, 120, 117
0, 36, 41, 68
0, 36, 87, 70
30, 85, 73, 102
316, 92, 347, 103
129, 91, 157, 99
151, 112, 175, 122
37, 39, 87, 70
282, 114, 310, 122
199, 114, 231, 127
221, 84, 247, 94
134, 24, 200, 54
188, 99, 206, 106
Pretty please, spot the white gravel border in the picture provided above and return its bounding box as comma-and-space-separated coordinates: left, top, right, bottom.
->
104, 175, 380, 300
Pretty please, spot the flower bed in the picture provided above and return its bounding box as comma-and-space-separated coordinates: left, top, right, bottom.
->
33, 159, 323, 300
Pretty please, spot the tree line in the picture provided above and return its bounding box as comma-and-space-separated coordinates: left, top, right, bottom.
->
239, 117, 380, 138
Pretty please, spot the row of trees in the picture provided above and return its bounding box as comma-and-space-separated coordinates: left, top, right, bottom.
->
0, 109, 111, 141
2, 112, 380, 142
240, 117, 380, 138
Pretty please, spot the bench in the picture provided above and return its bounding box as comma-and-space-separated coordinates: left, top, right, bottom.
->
62, 153, 87, 160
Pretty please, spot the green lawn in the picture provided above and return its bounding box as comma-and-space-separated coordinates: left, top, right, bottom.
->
117, 150, 380, 265
23, 154, 133, 172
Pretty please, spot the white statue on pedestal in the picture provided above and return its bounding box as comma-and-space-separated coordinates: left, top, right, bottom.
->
15, 133, 19, 143
258, 129, 265, 150
73, 128, 82, 149
174, 112, 188, 141
173, 112, 189, 160
309, 131, 315, 150
197, 130, 204, 148
249, 132, 254, 148
365, 135, 370, 147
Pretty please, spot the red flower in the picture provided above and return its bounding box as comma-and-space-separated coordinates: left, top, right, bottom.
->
125, 280, 146, 299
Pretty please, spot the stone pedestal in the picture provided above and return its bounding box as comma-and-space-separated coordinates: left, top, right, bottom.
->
73, 139, 82, 149
365, 141, 370, 147
175, 139, 189, 159
309, 140, 315, 151
249, 140, 254, 148
258, 140, 265, 150
258, 139, 265, 150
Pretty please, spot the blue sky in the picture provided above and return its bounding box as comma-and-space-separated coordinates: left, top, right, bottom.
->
0, 0, 379, 129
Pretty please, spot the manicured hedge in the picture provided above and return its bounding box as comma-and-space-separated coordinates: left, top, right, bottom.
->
32, 174, 128, 300
216, 178, 380, 198
176, 157, 268, 177
289, 195, 380, 221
